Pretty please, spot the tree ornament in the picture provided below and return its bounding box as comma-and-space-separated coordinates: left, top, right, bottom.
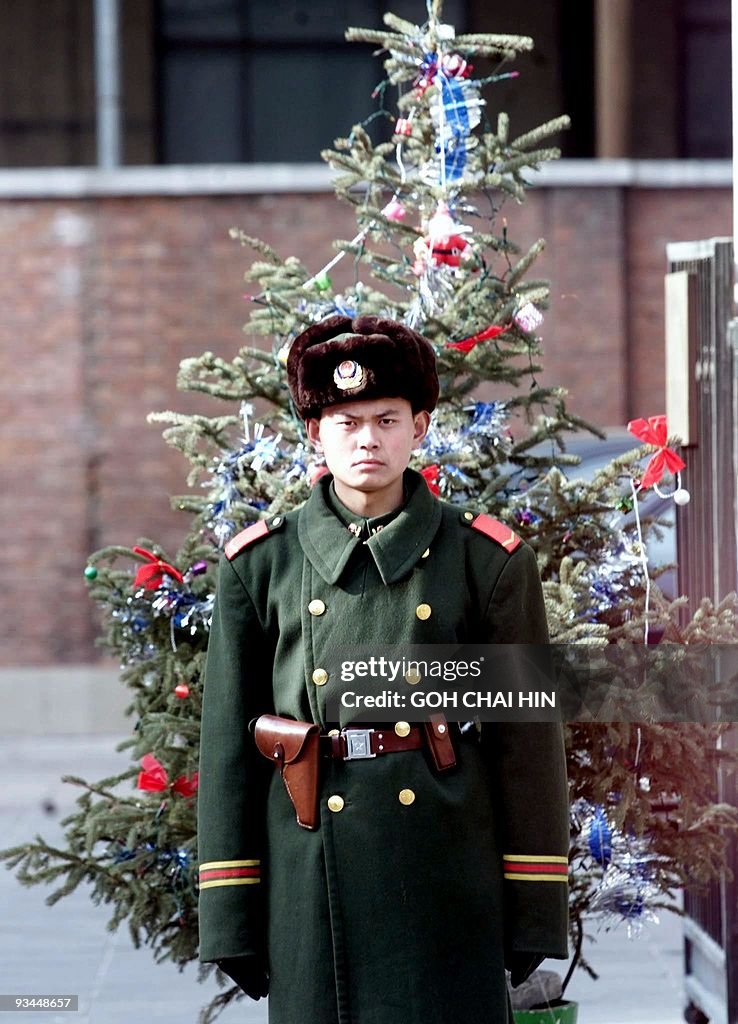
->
515, 507, 537, 525
429, 234, 468, 268
426, 200, 464, 238
443, 53, 472, 78
585, 804, 613, 868
84, 565, 98, 581
673, 488, 691, 506
412, 236, 429, 277
424, 67, 484, 183
425, 201, 472, 268
414, 50, 470, 97
414, 56, 439, 97
626, 415, 686, 489
174, 683, 190, 699
393, 118, 413, 137
137, 754, 168, 792
382, 198, 407, 222
314, 273, 332, 292
514, 302, 544, 334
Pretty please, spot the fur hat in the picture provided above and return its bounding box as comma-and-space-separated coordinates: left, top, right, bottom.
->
286, 314, 439, 420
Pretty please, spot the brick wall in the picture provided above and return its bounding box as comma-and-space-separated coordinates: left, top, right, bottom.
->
0, 184, 731, 665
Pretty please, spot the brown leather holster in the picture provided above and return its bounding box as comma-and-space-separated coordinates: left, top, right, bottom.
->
253, 712, 457, 830
254, 714, 321, 830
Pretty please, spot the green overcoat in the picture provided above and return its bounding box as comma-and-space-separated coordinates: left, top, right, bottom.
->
197, 468, 570, 1024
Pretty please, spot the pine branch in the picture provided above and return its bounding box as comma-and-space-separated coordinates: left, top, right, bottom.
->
511, 115, 572, 150
227, 229, 281, 264
453, 33, 534, 55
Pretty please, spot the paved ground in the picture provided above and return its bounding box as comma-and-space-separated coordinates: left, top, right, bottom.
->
1, 736, 687, 1024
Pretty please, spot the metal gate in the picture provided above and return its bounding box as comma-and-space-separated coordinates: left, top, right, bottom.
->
665, 237, 738, 1024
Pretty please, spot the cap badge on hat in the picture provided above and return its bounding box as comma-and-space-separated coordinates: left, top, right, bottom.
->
333, 359, 365, 392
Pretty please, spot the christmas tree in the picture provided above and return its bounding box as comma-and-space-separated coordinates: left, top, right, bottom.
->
3, 3, 738, 1020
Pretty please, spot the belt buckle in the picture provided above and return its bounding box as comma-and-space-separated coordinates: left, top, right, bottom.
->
343, 728, 375, 760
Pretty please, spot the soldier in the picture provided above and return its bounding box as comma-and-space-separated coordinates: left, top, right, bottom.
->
197, 314, 570, 1023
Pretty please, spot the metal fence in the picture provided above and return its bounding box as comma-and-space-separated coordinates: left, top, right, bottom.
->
665, 237, 738, 1024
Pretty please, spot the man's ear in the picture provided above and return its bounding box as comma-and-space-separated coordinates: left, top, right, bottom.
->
412, 410, 431, 447
305, 417, 323, 452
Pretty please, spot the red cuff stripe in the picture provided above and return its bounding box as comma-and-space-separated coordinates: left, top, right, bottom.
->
503, 861, 568, 875
199, 867, 261, 881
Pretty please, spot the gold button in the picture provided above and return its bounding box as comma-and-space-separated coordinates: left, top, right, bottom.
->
327, 795, 344, 812
308, 599, 326, 616
421, 548, 430, 558
416, 603, 432, 620
399, 789, 415, 806
328, 728, 340, 737
312, 668, 328, 686
464, 511, 474, 521
405, 668, 421, 685
394, 721, 411, 737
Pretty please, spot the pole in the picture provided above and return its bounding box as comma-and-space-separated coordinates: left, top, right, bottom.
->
733, 0, 738, 304
595, 0, 632, 158
94, 0, 122, 168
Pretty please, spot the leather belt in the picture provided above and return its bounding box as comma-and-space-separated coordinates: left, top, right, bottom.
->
320, 726, 424, 761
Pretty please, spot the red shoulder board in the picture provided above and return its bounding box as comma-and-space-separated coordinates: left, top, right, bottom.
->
469, 513, 521, 554
225, 519, 278, 561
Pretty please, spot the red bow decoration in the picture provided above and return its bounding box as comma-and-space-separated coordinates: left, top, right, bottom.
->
627, 415, 685, 489
132, 546, 184, 590
137, 754, 198, 797
446, 323, 511, 354
172, 773, 200, 798
137, 753, 168, 791
421, 464, 441, 496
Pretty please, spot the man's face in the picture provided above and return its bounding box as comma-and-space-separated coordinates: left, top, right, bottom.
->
306, 397, 430, 495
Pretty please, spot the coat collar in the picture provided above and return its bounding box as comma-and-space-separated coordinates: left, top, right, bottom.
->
324, 478, 407, 539
297, 468, 443, 586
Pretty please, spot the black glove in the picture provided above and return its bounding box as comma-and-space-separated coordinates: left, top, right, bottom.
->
216, 954, 270, 1000
507, 951, 545, 988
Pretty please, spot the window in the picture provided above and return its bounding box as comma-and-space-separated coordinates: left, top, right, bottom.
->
679, 0, 730, 158
156, 0, 467, 164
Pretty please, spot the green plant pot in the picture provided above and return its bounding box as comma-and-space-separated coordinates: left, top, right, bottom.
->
513, 999, 578, 1024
